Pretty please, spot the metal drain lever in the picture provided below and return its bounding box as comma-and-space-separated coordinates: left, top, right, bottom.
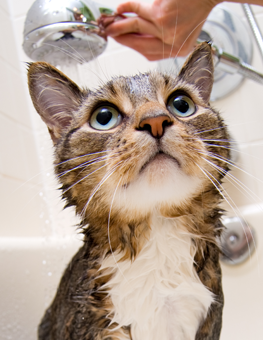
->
220, 217, 257, 265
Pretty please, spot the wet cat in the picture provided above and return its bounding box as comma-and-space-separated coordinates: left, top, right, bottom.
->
27, 42, 230, 340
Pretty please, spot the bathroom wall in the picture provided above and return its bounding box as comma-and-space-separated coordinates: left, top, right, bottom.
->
0, 0, 263, 339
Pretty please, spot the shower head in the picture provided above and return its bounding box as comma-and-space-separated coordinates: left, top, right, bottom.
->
23, 0, 111, 66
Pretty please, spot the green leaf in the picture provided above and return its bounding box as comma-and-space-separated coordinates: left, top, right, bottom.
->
79, 1, 96, 21
99, 7, 114, 15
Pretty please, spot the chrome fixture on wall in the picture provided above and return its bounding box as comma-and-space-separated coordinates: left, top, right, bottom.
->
242, 3, 263, 63
23, 0, 112, 66
220, 217, 257, 265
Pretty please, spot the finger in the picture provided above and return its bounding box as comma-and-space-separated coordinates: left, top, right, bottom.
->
112, 34, 190, 61
105, 16, 159, 38
116, 1, 152, 21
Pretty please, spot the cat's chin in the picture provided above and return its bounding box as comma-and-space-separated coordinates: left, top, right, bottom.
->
113, 154, 204, 215
139, 151, 180, 175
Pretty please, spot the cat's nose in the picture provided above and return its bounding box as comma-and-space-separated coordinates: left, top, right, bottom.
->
139, 115, 172, 138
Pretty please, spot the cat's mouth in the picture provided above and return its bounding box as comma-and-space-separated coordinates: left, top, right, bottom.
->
140, 151, 180, 173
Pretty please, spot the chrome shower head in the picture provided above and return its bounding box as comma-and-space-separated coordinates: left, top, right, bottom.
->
23, 0, 111, 66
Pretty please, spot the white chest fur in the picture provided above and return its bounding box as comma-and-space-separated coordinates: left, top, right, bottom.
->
101, 215, 214, 340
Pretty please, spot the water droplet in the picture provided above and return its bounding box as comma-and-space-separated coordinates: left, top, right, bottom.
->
46, 173, 50, 177
42, 260, 46, 265
39, 192, 43, 197
48, 272, 52, 276
32, 43, 37, 49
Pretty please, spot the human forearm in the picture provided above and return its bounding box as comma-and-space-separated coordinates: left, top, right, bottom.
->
104, 0, 263, 60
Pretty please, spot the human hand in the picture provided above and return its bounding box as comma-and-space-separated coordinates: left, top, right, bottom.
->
104, 0, 220, 60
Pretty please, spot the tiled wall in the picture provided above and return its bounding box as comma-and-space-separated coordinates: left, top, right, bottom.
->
0, 0, 47, 239
1, 0, 263, 339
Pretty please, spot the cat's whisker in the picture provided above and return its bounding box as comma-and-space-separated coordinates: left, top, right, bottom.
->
81, 161, 124, 217
161, 16, 165, 60
168, 2, 179, 60
26, 39, 108, 86
8, 171, 48, 197
54, 151, 109, 167
200, 139, 231, 143
75, 154, 122, 179
203, 159, 262, 262
196, 164, 231, 210
175, 18, 208, 58
57, 156, 108, 178
107, 176, 128, 283
59, 38, 88, 64
8, 153, 110, 198
200, 159, 258, 261
203, 144, 231, 151
203, 141, 263, 163
193, 126, 227, 135
84, 38, 111, 85
79, 65, 109, 88
63, 163, 109, 194
202, 150, 263, 185
194, 120, 261, 136
196, 164, 255, 263
35, 41, 84, 64
203, 157, 262, 209
194, 147, 240, 170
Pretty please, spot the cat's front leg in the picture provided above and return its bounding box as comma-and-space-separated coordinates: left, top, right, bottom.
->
195, 301, 223, 340
195, 243, 224, 340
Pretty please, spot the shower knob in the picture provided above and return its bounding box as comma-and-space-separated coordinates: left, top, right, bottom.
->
220, 217, 257, 265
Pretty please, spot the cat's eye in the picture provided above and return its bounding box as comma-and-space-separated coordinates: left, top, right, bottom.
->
167, 94, 196, 118
90, 106, 122, 130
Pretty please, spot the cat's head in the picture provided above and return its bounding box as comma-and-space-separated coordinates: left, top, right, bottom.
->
28, 42, 230, 223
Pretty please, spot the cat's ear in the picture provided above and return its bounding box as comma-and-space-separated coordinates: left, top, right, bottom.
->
27, 62, 83, 144
178, 42, 214, 103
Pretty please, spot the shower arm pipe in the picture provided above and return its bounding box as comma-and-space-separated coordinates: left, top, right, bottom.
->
196, 39, 263, 85
212, 45, 263, 84
242, 3, 263, 63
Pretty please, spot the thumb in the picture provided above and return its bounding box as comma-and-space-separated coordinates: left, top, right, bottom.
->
117, 1, 152, 21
